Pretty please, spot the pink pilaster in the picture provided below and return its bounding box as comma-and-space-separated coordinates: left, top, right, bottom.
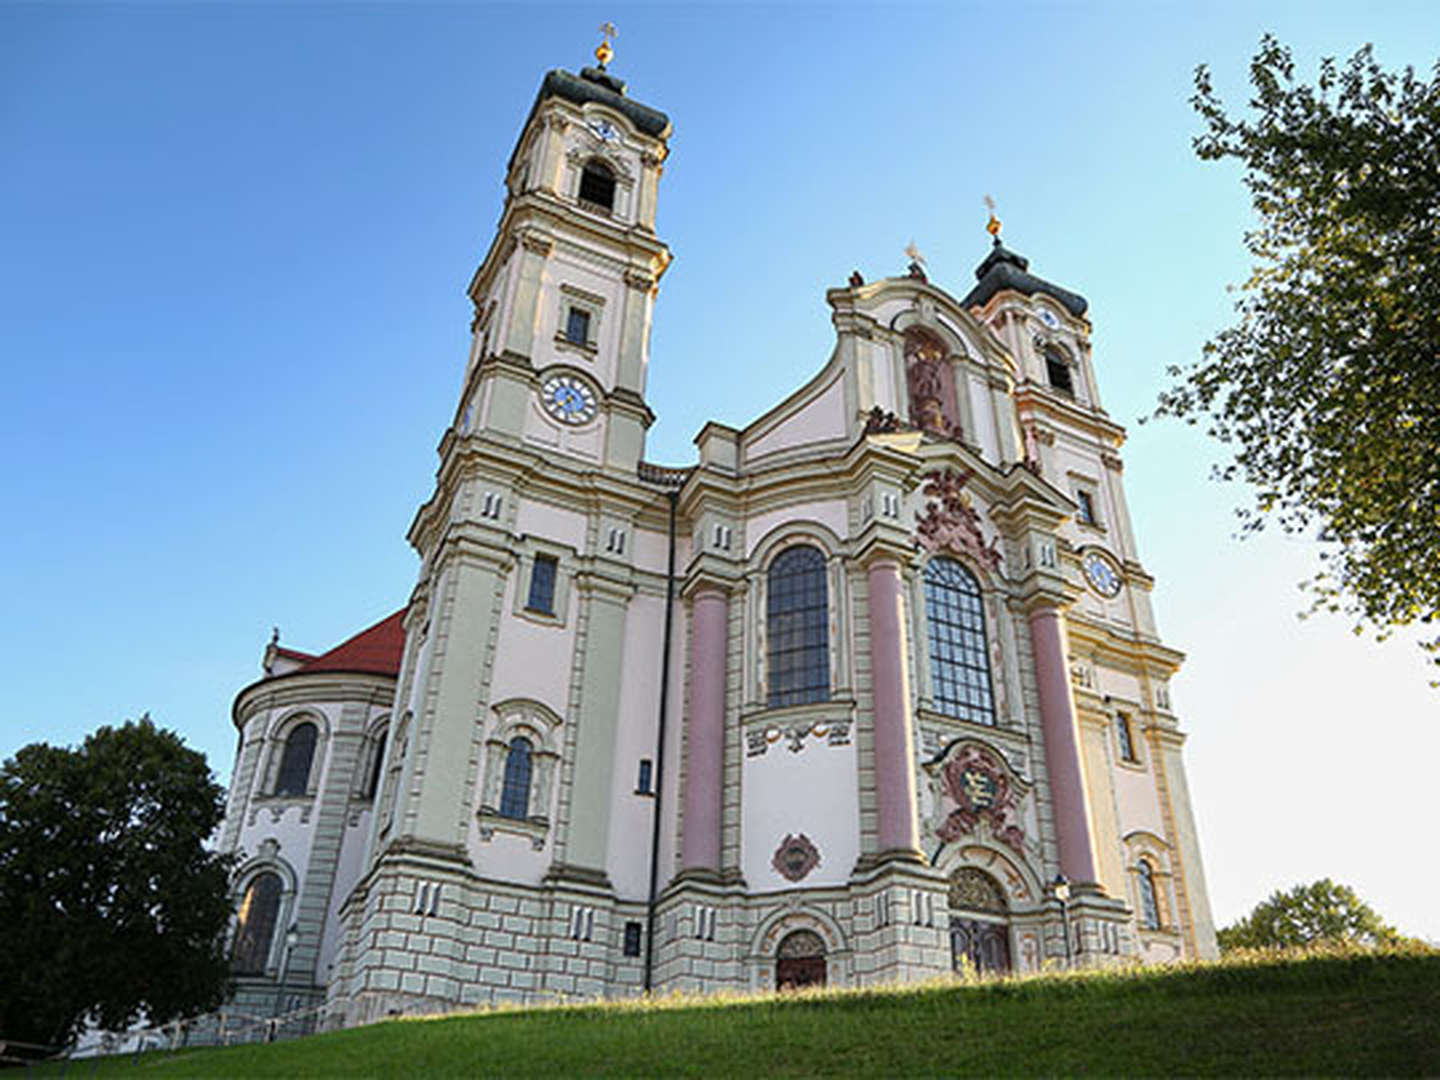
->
681, 587, 728, 873
1027, 606, 1100, 885
866, 558, 921, 857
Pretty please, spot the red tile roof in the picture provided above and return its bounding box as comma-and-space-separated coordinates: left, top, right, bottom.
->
298, 608, 407, 677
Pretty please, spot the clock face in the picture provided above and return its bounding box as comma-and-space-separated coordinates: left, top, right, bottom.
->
1038, 308, 1059, 329
588, 119, 619, 142
541, 374, 597, 425
1082, 551, 1123, 598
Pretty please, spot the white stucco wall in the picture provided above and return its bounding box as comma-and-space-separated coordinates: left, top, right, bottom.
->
741, 732, 859, 891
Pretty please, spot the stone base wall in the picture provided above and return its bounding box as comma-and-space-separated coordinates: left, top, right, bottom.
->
327, 860, 1138, 1026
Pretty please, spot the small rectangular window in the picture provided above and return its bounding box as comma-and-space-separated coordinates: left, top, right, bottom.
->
636, 758, 653, 794
565, 307, 591, 346
1116, 713, 1138, 763
1076, 490, 1097, 525
623, 921, 643, 957
526, 554, 558, 614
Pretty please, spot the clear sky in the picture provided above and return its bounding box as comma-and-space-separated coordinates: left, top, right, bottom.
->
3, 1, 1436, 943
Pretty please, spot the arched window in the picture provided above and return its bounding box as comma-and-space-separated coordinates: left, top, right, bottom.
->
578, 161, 616, 213
923, 558, 996, 725
499, 736, 533, 819
232, 872, 282, 975
274, 722, 317, 796
1137, 860, 1162, 930
767, 545, 829, 708
362, 726, 388, 800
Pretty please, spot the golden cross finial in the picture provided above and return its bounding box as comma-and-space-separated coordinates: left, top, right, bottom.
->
596, 22, 617, 68
984, 194, 1002, 240
904, 240, 925, 266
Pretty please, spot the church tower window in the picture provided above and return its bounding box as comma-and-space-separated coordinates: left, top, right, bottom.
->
1116, 713, 1139, 763
923, 558, 996, 725
578, 161, 616, 214
274, 722, 317, 796
499, 736, 533, 819
232, 872, 282, 975
527, 554, 559, 615
766, 545, 830, 707
1138, 860, 1162, 929
1044, 345, 1074, 396
565, 306, 592, 346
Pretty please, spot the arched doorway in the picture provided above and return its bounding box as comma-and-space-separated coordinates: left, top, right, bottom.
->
949, 867, 1012, 975
775, 929, 827, 990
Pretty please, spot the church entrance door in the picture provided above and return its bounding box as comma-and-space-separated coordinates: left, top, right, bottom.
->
950, 917, 1011, 975
775, 929, 827, 990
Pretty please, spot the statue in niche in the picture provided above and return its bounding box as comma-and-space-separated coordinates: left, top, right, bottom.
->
905, 329, 965, 441
905, 330, 951, 435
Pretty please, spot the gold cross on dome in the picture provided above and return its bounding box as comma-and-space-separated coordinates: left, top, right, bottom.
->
596, 22, 618, 67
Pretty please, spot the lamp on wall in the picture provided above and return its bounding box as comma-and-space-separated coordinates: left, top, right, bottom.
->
270, 923, 301, 1035
1052, 874, 1072, 969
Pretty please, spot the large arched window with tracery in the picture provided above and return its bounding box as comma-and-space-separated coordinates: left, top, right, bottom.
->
499, 736, 533, 819
274, 722, 317, 796
767, 545, 829, 708
232, 872, 282, 975
923, 558, 996, 725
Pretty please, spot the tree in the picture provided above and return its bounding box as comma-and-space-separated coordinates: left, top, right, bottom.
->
0, 716, 235, 1051
1217, 878, 1401, 952
1153, 37, 1440, 673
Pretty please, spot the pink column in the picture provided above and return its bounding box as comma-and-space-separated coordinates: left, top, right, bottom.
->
681, 587, 728, 873
866, 558, 921, 857
1027, 606, 1100, 885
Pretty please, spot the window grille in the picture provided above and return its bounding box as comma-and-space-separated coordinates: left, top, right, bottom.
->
923, 559, 996, 725
766, 546, 829, 707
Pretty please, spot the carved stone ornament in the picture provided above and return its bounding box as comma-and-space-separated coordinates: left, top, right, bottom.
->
915, 469, 1002, 571
772, 833, 822, 882
932, 742, 1028, 857
863, 405, 907, 435
776, 928, 826, 957
949, 867, 1008, 914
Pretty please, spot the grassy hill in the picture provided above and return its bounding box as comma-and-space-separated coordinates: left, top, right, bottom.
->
61, 947, 1439, 1077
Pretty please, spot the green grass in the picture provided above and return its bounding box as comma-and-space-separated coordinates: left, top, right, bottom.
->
57, 947, 1440, 1077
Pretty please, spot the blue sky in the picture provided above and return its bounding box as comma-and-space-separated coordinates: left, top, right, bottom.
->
3, 2, 1437, 941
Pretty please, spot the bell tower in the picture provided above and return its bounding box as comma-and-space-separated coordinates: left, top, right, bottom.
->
459, 31, 672, 471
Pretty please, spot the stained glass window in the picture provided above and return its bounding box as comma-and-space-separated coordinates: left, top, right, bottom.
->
767, 546, 829, 708
924, 558, 996, 725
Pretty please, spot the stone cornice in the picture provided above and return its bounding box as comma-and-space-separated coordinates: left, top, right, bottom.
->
1013, 384, 1126, 446
232, 672, 397, 731
1063, 616, 1186, 675
680, 562, 740, 601
466, 193, 673, 304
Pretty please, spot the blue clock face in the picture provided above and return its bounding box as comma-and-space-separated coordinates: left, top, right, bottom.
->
1083, 551, 1123, 598
541, 374, 597, 425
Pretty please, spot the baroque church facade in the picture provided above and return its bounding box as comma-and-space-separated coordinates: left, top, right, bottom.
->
219, 47, 1217, 1025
